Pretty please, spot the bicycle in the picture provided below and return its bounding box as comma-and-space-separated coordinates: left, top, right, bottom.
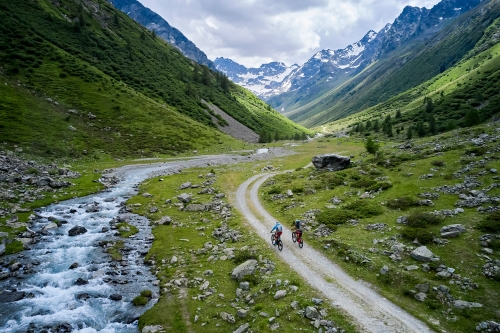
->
292, 229, 304, 248
271, 232, 283, 251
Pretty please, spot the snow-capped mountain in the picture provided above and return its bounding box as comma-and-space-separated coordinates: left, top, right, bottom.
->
216, 0, 481, 109
214, 58, 300, 98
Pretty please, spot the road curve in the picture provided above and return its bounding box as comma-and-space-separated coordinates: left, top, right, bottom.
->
235, 173, 435, 333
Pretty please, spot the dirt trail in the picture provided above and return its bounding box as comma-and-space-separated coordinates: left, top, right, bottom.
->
235, 173, 435, 333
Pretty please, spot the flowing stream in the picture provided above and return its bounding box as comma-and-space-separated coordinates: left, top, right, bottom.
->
0, 164, 176, 333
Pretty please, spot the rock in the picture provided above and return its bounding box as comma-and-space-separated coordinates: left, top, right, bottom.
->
380, 265, 389, 275
312, 298, 323, 305
410, 246, 434, 262
74, 278, 89, 285
69, 262, 79, 269
109, 294, 122, 301
269, 323, 280, 331
240, 281, 250, 291
180, 182, 192, 189
204, 270, 213, 276
305, 306, 320, 319
142, 325, 165, 333
149, 206, 158, 213
0, 244, 4, 256
274, 290, 287, 300
9, 262, 22, 271
199, 281, 209, 291
406, 265, 419, 271
68, 225, 87, 236
291, 300, 300, 309
233, 323, 250, 333
440, 224, 466, 238
231, 259, 258, 281
0, 291, 26, 303
415, 283, 430, 293
156, 216, 172, 225
170, 256, 178, 264
414, 292, 427, 302
435, 271, 452, 278
453, 300, 483, 309
312, 154, 350, 171
287, 189, 293, 197
220, 312, 236, 323
237, 308, 248, 318
142, 193, 153, 198
177, 193, 192, 203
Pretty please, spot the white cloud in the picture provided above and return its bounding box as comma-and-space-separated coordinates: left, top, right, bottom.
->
139, 0, 442, 68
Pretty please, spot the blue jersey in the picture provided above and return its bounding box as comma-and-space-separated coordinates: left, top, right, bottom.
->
271, 224, 282, 232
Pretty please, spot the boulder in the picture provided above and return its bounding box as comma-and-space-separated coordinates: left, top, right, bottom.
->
233, 323, 250, 333
231, 259, 258, 281
305, 306, 320, 319
156, 216, 172, 225
220, 312, 236, 323
0, 291, 25, 303
75, 278, 89, 285
453, 300, 483, 309
68, 226, 87, 236
312, 154, 350, 171
236, 308, 248, 318
274, 290, 287, 300
414, 292, 427, 302
380, 265, 389, 275
440, 224, 466, 238
142, 325, 165, 333
0, 244, 5, 256
415, 283, 430, 293
69, 262, 79, 269
177, 193, 192, 203
410, 246, 434, 262
109, 294, 122, 301
180, 182, 192, 189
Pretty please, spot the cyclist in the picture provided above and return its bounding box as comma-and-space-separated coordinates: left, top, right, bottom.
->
270, 221, 283, 245
294, 219, 302, 239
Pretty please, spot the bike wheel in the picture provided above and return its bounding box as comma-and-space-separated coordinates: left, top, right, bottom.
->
292, 232, 297, 243
298, 238, 304, 248
277, 239, 283, 251
271, 234, 275, 245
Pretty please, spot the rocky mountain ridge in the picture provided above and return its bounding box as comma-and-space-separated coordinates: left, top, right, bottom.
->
107, 0, 215, 69
216, 0, 481, 112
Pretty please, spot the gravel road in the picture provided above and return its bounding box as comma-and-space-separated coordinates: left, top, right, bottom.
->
235, 173, 435, 333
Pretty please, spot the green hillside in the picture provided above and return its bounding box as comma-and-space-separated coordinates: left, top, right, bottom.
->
289, 0, 500, 128
0, 0, 310, 157
319, 26, 500, 139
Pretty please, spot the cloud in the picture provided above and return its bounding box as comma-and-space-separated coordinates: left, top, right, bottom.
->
139, 0, 441, 68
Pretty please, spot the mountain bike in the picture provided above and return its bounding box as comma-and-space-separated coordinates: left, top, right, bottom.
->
292, 229, 304, 248
271, 232, 283, 251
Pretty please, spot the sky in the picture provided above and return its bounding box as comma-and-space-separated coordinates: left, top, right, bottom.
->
139, 0, 442, 68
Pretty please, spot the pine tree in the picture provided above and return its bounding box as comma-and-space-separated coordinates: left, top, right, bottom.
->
373, 119, 380, 132
366, 120, 372, 130
425, 98, 434, 113
406, 126, 413, 140
365, 137, 380, 155
417, 121, 426, 137
395, 110, 401, 119
429, 115, 436, 134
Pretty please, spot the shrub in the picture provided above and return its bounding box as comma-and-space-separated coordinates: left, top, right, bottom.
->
477, 211, 500, 233
25, 167, 39, 175
48, 168, 58, 176
401, 228, 435, 244
292, 186, 304, 194
140, 290, 152, 298
344, 200, 383, 218
431, 160, 445, 167
267, 186, 281, 195
132, 296, 148, 306
466, 147, 487, 156
233, 249, 257, 264
317, 209, 357, 226
489, 239, 500, 250
365, 137, 380, 155
387, 196, 419, 210
366, 181, 392, 192
319, 173, 345, 187
351, 177, 377, 189
406, 212, 442, 228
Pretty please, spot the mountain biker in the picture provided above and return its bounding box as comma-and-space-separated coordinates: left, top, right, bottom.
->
294, 219, 302, 238
270, 221, 283, 245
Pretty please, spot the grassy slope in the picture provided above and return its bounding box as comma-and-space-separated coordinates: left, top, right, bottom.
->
0, 0, 307, 158
125, 166, 357, 333
259, 129, 500, 333
318, 37, 500, 137
285, 0, 500, 128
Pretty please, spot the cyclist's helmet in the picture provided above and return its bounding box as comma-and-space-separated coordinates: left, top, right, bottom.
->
275, 221, 280, 225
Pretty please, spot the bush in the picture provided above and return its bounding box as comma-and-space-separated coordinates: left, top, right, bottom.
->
406, 212, 442, 228
132, 296, 148, 306
344, 200, 384, 218
267, 186, 281, 195
351, 177, 377, 189
317, 209, 357, 226
233, 249, 257, 264
319, 173, 345, 187
431, 160, 445, 167
25, 167, 39, 175
401, 228, 435, 244
140, 290, 152, 298
489, 239, 500, 250
366, 181, 393, 192
466, 147, 487, 156
477, 212, 500, 233
48, 168, 58, 176
292, 186, 304, 194
387, 196, 419, 210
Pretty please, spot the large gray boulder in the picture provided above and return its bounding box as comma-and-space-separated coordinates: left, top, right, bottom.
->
177, 193, 192, 203
305, 306, 320, 319
231, 259, 258, 281
233, 323, 249, 333
440, 224, 466, 238
410, 246, 434, 262
68, 226, 87, 236
312, 154, 350, 171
